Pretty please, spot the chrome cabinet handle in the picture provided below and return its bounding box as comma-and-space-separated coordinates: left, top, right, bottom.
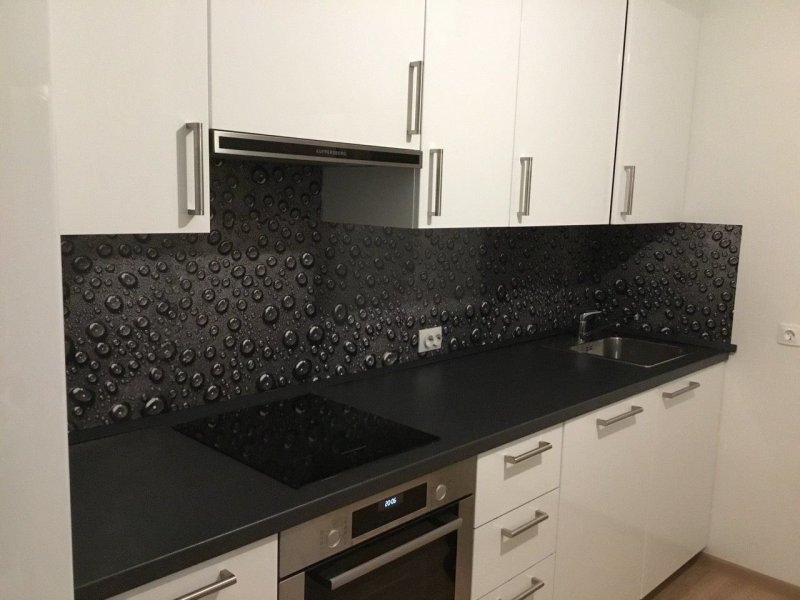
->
172, 569, 237, 600
185, 122, 205, 216
504, 441, 552, 465
501, 510, 549, 538
620, 165, 636, 216
517, 156, 533, 219
406, 61, 423, 136
663, 381, 700, 399
501, 577, 546, 600
429, 148, 444, 217
327, 517, 462, 589
596, 405, 643, 427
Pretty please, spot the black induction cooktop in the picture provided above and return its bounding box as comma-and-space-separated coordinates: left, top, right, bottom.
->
174, 394, 439, 489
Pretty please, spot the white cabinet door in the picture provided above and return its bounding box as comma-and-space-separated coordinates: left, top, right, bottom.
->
109, 535, 277, 599
510, 0, 626, 227
210, 0, 425, 150
417, 0, 521, 228
641, 364, 725, 595
554, 393, 655, 600
610, 0, 702, 224
51, 0, 210, 235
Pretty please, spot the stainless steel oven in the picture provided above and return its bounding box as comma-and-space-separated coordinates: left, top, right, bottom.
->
278, 459, 476, 600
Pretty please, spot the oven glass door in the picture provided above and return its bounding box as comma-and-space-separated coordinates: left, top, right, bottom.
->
304, 506, 461, 600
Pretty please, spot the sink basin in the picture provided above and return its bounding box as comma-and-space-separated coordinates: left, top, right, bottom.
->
570, 336, 686, 367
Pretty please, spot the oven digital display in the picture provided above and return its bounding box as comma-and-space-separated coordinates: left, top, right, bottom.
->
352, 483, 428, 538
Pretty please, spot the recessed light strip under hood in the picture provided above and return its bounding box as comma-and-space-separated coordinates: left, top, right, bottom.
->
211, 130, 422, 168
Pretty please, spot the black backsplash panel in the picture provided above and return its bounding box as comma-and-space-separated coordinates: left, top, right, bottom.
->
61, 159, 741, 431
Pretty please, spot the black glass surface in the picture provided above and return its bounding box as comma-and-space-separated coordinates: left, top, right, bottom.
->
174, 394, 439, 489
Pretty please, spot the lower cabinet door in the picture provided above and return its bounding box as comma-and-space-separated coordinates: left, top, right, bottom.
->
554, 394, 655, 600
477, 554, 555, 600
472, 489, 559, 599
641, 364, 725, 595
109, 535, 277, 600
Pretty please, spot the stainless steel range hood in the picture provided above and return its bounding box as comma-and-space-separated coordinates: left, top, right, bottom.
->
211, 130, 425, 228
211, 130, 422, 169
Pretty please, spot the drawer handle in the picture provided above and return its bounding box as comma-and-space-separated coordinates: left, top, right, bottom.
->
501, 577, 545, 600
501, 510, 549, 539
596, 405, 643, 427
172, 569, 237, 600
504, 441, 553, 465
662, 381, 700, 399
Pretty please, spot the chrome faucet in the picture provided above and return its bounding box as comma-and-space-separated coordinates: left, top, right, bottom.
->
577, 310, 604, 342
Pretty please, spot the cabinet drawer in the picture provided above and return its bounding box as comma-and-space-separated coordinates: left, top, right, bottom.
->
476, 553, 555, 600
475, 424, 562, 526
109, 535, 277, 600
472, 489, 559, 599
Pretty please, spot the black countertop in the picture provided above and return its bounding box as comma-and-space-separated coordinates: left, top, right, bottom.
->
70, 335, 729, 599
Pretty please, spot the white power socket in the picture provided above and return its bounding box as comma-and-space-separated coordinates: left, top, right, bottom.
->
418, 326, 443, 353
778, 323, 800, 347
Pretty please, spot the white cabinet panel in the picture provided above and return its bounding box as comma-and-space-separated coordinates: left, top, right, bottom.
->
554, 394, 655, 600
210, 0, 425, 150
51, 0, 210, 235
477, 553, 555, 600
472, 490, 559, 599
417, 0, 521, 228
642, 364, 725, 595
475, 424, 562, 527
109, 535, 277, 600
611, 0, 702, 224
510, 0, 626, 226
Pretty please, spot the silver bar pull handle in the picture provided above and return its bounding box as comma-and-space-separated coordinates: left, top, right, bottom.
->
172, 569, 237, 600
185, 122, 205, 216
505, 441, 552, 465
620, 165, 636, 216
501, 510, 549, 538
429, 148, 444, 217
503, 577, 546, 600
597, 405, 643, 427
327, 517, 462, 590
407, 61, 423, 136
663, 381, 700, 399
517, 157, 533, 219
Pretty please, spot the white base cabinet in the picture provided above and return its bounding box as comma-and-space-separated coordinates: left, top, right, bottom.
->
554, 395, 654, 600
553, 363, 725, 600
109, 535, 277, 600
50, 0, 210, 235
642, 364, 725, 595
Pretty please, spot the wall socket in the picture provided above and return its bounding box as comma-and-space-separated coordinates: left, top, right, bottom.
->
778, 323, 800, 347
418, 326, 443, 353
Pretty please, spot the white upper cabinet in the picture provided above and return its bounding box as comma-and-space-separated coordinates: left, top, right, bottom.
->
611, 0, 702, 224
416, 0, 521, 228
510, 0, 626, 227
51, 0, 210, 235
210, 0, 425, 150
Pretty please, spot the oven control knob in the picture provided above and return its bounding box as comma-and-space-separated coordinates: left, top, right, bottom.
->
326, 528, 342, 549
435, 484, 448, 502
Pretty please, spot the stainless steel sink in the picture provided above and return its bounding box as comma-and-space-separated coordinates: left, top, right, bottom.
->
570, 336, 686, 367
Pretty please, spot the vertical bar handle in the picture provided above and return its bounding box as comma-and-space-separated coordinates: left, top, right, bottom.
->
185, 122, 205, 216
407, 61, 423, 136
518, 157, 533, 218
429, 148, 444, 217
620, 165, 636, 217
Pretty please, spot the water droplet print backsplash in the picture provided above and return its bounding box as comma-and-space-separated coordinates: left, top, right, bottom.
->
61, 159, 741, 431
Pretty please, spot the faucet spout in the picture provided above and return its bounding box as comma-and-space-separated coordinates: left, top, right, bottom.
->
577, 310, 604, 342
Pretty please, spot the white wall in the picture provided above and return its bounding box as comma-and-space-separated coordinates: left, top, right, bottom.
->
0, 0, 74, 598
684, 0, 800, 586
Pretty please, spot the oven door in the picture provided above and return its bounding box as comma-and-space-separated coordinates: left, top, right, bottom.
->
280, 504, 471, 600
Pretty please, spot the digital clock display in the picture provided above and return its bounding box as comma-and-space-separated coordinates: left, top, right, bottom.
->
352, 483, 428, 537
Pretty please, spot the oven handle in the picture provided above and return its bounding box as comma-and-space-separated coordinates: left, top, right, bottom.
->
325, 517, 463, 590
